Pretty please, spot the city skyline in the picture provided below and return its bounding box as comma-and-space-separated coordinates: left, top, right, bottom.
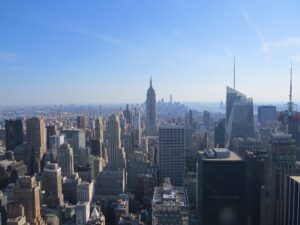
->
1, 1, 300, 105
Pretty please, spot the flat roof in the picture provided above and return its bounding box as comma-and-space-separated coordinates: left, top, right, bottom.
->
290, 176, 300, 184
201, 149, 242, 161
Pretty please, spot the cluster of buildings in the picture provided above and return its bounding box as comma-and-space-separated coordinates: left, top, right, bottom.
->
0, 71, 300, 225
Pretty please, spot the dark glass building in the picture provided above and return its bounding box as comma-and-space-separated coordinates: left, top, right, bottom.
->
197, 148, 246, 225
5, 119, 23, 151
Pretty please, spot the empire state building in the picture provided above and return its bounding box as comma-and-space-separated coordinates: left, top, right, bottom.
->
146, 77, 157, 136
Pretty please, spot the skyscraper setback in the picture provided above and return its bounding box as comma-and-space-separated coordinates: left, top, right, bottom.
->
14, 176, 45, 225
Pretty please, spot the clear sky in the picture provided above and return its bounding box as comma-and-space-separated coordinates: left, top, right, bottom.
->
0, 0, 300, 105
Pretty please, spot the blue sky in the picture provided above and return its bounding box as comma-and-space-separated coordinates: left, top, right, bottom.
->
1, 0, 300, 105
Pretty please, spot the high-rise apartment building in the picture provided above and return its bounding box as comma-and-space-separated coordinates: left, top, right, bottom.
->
152, 178, 189, 225
158, 125, 185, 186
197, 148, 246, 225
26, 117, 47, 175
146, 77, 157, 136
56, 143, 74, 177
42, 163, 64, 208
5, 119, 23, 151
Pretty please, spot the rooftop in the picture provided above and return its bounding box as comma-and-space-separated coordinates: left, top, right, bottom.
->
153, 178, 188, 208
290, 176, 300, 184
201, 148, 242, 161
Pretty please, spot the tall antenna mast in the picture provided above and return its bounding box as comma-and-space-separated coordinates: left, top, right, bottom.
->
290, 60, 293, 103
233, 55, 236, 89
288, 59, 294, 112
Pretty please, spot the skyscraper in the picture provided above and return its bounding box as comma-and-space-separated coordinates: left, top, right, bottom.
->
77, 116, 86, 131
284, 176, 300, 225
46, 125, 56, 149
133, 109, 141, 146
57, 143, 75, 177
26, 117, 46, 175
257, 105, 276, 128
214, 118, 225, 148
107, 114, 126, 169
158, 125, 185, 186
42, 163, 64, 208
90, 138, 102, 157
146, 77, 157, 136
14, 176, 45, 225
197, 148, 246, 225
267, 133, 297, 225
95, 168, 125, 197
123, 104, 132, 127
203, 110, 211, 129
5, 119, 24, 151
245, 148, 268, 225
225, 87, 254, 148
94, 117, 104, 141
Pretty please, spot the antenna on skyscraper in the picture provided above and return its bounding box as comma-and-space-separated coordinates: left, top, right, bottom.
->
233, 55, 236, 90
288, 59, 294, 112
290, 59, 293, 104
150, 74, 152, 88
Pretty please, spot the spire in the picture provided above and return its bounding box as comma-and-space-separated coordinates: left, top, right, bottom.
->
233, 55, 236, 90
288, 59, 294, 112
290, 59, 293, 103
150, 75, 152, 88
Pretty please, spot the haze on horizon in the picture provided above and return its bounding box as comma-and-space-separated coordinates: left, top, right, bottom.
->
1, 0, 300, 105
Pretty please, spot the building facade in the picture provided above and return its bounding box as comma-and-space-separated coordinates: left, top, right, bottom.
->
158, 125, 185, 186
